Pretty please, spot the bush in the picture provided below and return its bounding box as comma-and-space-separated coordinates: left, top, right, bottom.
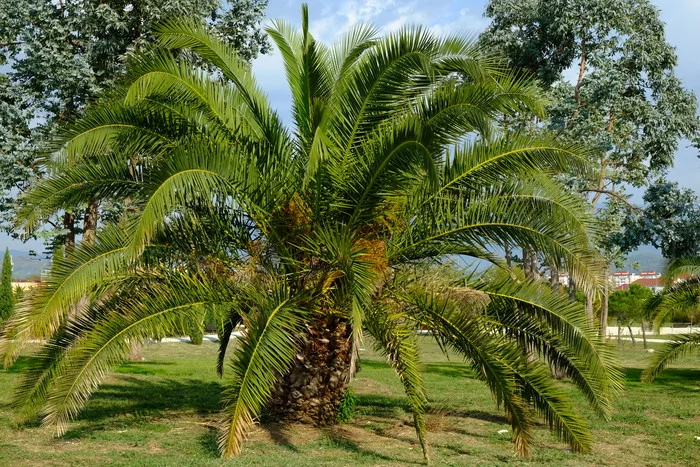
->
188, 321, 204, 345
14, 286, 24, 302
336, 387, 357, 423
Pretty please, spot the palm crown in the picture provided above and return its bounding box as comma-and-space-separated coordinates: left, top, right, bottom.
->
4, 6, 621, 460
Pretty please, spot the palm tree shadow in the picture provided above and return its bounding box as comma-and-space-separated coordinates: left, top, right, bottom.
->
61, 376, 223, 439
324, 426, 425, 465
198, 429, 220, 457
627, 367, 700, 392
258, 422, 301, 452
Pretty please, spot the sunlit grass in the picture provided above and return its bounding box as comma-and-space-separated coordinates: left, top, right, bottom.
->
1, 339, 698, 466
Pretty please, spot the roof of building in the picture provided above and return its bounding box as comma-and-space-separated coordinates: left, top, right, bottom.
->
631, 278, 664, 288
640, 271, 658, 276
613, 271, 630, 276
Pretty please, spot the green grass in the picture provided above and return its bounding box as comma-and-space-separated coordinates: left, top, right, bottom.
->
1, 339, 699, 466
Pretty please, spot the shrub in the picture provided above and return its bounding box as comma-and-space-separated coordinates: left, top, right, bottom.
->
336, 387, 357, 423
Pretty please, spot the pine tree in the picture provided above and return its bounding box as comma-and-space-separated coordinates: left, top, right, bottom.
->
0, 248, 13, 321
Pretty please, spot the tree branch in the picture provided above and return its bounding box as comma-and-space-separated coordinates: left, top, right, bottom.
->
0, 41, 23, 48
567, 35, 587, 128
581, 188, 641, 211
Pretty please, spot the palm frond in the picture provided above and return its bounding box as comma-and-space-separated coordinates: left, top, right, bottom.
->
666, 257, 700, 282
0, 228, 130, 368
218, 283, 307, 457
154, 19, 288, 149
642, 333, 700, 382
24, 272, 233, 434
365, 305, 429, 461
479, 272, 624, 417
651, 278, 700, 331
399, 287, 534, 454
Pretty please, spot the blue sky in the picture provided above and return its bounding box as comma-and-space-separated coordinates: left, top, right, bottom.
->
3, 0, 699, 253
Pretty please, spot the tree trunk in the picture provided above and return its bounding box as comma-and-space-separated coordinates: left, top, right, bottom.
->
504, 242, 512, 268
569, 276, 577, 301
627, 325, 636, 346
530, 250, 540, 280
550, 260, 559, 292
522, 247, 532, 279
641, 320, 648, 349
599, 269, 609, 339
128, 340, 143, 361
63, 211, 75, 249
523, 247, 539, 281
83, 199, 99, 246
267, 317, 354, 425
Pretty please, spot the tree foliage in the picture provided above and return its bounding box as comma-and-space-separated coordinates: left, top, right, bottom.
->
2, 7, 622, 459
608, 284, 652, 325
481, 0, 699, 259
0, 0, 270, 241
615, 181, 700, 259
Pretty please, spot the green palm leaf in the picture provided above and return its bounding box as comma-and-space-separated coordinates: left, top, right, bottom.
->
642, 333, 700, 383
218, 284, 307, 457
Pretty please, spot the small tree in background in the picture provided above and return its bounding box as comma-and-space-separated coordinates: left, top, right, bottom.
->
608, 284, 653, 347
0, 248, 13, 321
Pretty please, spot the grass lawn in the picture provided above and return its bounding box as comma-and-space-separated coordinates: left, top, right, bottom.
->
1, 339, 699, 466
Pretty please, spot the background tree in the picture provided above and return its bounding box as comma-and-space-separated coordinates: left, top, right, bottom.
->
608, 284, 653, 347
0, 0, 270, 249
481, 0, 700, 333
2, 11, 622, 459
615, 181, 700, 260
0, 248, 13, 321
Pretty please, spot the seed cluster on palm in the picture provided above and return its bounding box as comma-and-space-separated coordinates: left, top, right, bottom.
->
3, 6, 622, 459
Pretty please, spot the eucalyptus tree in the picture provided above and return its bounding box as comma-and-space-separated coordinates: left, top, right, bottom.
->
481, 0, 700, 329
0, 0, 270, 246
2, 7, 622, 459
615, 181, 700, 260
643, 258, 700, 382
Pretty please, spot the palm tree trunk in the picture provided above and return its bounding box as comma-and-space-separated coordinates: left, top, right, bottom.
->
523, 247, 539, 280
530, 250, 540, 280
267, 317, 354, 425
522, 247, 532, 279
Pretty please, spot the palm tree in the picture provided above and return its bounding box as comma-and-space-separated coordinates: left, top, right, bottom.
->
643, 258, 700, 382
2, 6, 622, 459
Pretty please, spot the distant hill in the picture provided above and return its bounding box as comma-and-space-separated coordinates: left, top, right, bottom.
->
613, 244, 667, 273
6, 250, 51, 279
3, 244, 669, 279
